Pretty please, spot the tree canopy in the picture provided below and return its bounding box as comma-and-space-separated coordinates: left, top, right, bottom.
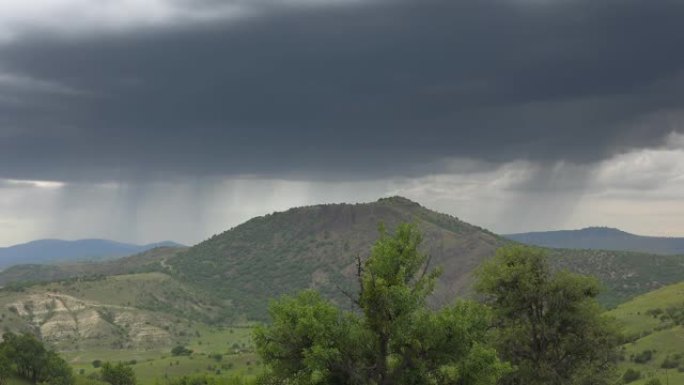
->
475, 245, 621, 385
101, 361, 137, 385
0, 332, 74, 385
255, 223, 508, 385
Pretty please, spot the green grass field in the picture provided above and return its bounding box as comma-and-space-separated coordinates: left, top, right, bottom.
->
64, 325, 261, 385
608, 282, 684, 384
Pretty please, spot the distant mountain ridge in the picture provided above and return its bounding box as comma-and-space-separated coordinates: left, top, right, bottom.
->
504, 227, 684, 255
0, 238, 184, 269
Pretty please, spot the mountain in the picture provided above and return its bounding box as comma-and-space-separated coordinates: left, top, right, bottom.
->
0, 239, 185, 269
3, 197, 684, 325
166, 197, 684, 319
167, 196, 506, 319
505, 227, 684, 255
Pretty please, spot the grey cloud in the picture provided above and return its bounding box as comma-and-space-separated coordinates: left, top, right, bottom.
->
1, 0, 683, 182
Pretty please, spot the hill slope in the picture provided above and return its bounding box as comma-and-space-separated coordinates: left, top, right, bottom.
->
167, 197, 684, 319
609, 282, 684, 385
168, 196, 505, 319
0, 246, 186, 287
3, 197, 684, 323
0, 271, 225, 351
505, 227, 684, 255
0, 239, 184, 269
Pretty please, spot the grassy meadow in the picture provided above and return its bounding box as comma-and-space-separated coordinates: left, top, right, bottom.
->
63, 325, 261, 384
609, 282, 684, 384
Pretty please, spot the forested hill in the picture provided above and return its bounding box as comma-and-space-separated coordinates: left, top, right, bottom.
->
505, 227, 684, 255
167, 197, 684, 319
167, 196, 507, 319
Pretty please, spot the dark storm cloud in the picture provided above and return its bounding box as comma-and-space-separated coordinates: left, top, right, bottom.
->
1, 0, 684, 182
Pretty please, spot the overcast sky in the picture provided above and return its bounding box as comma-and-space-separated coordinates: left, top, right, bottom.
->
1, 0, 684, 246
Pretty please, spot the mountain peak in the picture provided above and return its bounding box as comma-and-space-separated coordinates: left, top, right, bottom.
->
377, 196, 422, 207
170, 196, 502, 319
579, 227, 630, 235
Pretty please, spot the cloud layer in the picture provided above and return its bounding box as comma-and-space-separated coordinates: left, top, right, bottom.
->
1, 0, 683, 182
1, 0, 684, 244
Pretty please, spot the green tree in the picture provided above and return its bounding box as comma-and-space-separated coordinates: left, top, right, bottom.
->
44, 351, 75, 385
0, 350, 11, 385
171, 345, 193, 356
475, 246, 621, 385
255, 223, 508, 385
622, 368, 640, 384
2, 332, 47, 383
101, 362, 136, 385
0, 332, 73, 385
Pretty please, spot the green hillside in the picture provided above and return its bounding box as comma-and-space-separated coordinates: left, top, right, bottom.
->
168, 197, 684, 319
2, 196, 684, 325
0, 246, 185, 287
549, 248, 684, 308
5, 197, 684, 322
167, 196, 505, 319
609, 282, 684, 385
0, 271, 227, 351
1, 197, 684, 383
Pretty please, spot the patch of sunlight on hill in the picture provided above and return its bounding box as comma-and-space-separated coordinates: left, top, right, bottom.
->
609, 281, 684, 336
611, 281, 684, 385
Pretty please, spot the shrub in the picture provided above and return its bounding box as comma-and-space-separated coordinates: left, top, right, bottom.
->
171, 345, 193, 356
634, 350, 653, 364
661, 355, 680, 369
622, 368, 640, 383
645, 379, 662, 385
209, 354, 222, 362
92, 360, 102, 368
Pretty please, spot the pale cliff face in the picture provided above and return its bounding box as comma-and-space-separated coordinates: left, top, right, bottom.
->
5, 292, 172, 350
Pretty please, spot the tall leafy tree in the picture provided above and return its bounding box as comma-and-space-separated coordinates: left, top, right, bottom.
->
0, 332, 74, 385
255, 223, 508, 385
475, 246, 620, 385
0, 349, 10, 385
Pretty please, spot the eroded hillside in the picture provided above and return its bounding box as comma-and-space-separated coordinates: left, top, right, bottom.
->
0, 272, 227, 351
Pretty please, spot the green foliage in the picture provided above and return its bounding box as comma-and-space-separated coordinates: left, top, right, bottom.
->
0, 349, 10, 385
476, 245, 621, 385
622, 368, 641, 383
634, 350, 654, 364
661, 355, 680, 369
645, 379, 662, 385
172, 346, 194, 356
255, 223, 508, 385
101, 362, 136, 385
159, 374, 255, 385
0, 332, 74, 385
